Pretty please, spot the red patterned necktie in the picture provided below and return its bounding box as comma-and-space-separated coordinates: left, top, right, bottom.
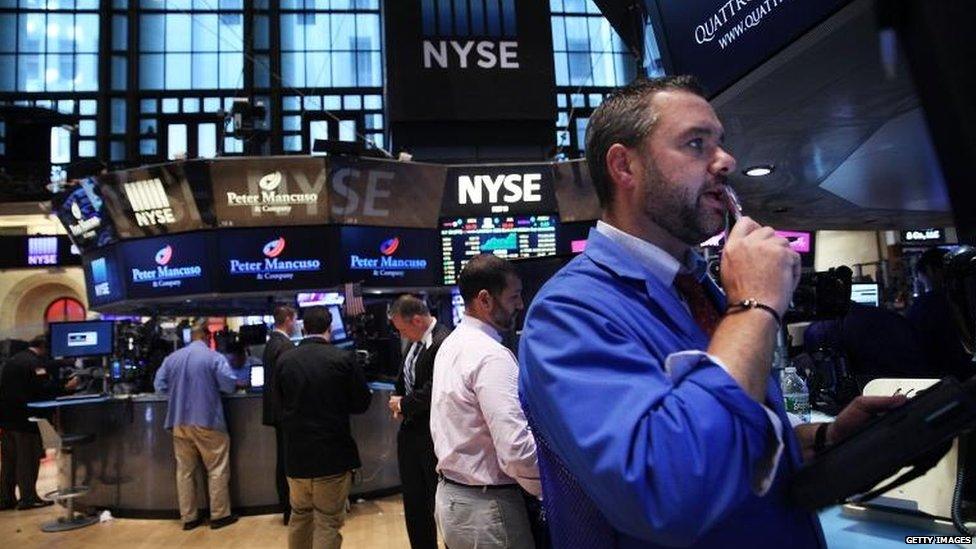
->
673, 273, 722, 338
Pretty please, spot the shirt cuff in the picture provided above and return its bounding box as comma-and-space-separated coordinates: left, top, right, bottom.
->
663, 350, 784, 496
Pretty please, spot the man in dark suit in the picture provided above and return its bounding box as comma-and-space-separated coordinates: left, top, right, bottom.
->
277, 306, 372, 549
262, 304, 297, 525
0, 336, 56, 510
388, 295, 451, 549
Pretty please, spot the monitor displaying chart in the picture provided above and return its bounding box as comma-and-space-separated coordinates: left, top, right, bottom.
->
440, 215, 558, 285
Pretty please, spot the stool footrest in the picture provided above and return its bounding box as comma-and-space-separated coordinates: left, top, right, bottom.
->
41, 515, 99, 533
43, 486, 90, 500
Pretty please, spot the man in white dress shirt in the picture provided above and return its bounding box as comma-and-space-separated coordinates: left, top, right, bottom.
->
430, 254, 541, 549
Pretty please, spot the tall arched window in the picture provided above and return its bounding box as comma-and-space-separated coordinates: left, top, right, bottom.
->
45, 297, 86, 324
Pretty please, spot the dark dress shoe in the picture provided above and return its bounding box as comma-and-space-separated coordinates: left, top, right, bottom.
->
210, 514, 239, 529
16, 499, 54, 510
182, 517, 206, 531
0, 502, 18, 511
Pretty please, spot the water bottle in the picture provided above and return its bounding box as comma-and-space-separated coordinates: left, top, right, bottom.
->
781, 366, 811, 423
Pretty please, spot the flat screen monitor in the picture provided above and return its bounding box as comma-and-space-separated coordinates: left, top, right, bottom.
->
851, 283, 880, 307
451, 289, 465, 328
53, 177, 118, 252
775, 230, 812, 254
511, 254, 576, 330
557, 221, 595, 255
215, 226, 334, 293
250, 365, 265, 389
239, 323, 268, 346
338, 226, 441, 287
698, 230, 813, 254
328, 304, 348, 342
50, 320, 114, 359
119, 233, 213, 299
440, 215, 558, 285
297, 292, 344, 308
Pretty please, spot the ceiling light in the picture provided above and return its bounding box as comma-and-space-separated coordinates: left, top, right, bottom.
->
744, 165, 774, 177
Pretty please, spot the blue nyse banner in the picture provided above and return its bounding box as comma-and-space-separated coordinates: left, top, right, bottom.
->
648, 0, 849, 95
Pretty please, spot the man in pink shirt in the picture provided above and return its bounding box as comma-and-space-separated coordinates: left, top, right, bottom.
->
430, 254, 541, 549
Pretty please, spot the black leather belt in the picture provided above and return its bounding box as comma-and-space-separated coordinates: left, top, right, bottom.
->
438, 474, 518, 491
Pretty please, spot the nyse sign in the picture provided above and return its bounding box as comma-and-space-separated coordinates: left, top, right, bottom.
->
444, 166, 556, 217
422, 40, 519, 69
330, 168, 393, 218
326, 158, 445, 228
458, 173, 542, 213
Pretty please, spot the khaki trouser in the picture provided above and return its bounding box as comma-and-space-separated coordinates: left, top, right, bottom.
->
172, 425, 231, 524
287, 471, 353, 549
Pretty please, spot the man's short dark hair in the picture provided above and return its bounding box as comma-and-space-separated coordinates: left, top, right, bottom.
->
273, 304, 296, 326
585, 75, 706, 208
457, 254, 518, 304
388, 294, 430, 320
302, 306, 332, 335
226, 340, 246, 355
916, 247, 949, 276
29, 335, 47, 350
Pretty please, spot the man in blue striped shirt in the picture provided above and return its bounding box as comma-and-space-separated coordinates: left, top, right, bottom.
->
154, 320, 239, 531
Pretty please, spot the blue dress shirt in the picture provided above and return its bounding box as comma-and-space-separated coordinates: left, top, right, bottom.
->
518, 226, 825, 548
154, 341, 239, 431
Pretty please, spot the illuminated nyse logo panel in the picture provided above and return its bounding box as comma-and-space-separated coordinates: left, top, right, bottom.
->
457, 172, 543, 213
421, 0, 520, 69
124, 178, 176, 227
440, 215, 557, 285
91, 257, 112, 297
27, 236, 58, 266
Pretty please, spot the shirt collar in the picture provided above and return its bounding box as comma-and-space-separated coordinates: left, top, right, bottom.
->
273, 328, 290, 338
460, 314, 503, 343
419, 317, 437, 347
595, 220, 709, 285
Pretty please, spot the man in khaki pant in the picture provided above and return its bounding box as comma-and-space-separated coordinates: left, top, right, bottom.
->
155, 321, 241, 530
277, 306, 372, 548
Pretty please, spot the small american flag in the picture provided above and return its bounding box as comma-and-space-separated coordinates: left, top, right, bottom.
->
343, 282, 366, 317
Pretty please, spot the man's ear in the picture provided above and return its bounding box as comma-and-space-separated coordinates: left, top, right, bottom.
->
606, 143, 641, 197
477, 289, 491, 310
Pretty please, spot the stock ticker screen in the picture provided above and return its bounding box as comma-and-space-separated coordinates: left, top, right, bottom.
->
440, 215, 558, 285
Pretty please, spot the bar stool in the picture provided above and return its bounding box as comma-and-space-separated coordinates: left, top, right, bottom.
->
29, 417, 99, 532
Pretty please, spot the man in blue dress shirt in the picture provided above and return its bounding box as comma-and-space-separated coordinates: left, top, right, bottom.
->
518, 76, 905, 547
155, 320, 240, 531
